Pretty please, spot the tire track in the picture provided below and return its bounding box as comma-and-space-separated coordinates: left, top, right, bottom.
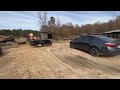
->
49, 48, 120, 75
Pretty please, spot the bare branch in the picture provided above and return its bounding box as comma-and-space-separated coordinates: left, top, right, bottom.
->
56, 18, 61, 28
38, 11, 47, 27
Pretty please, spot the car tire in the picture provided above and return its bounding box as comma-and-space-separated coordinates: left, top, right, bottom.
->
90, 47, 100, 57
70, 44, 73, 48
41, 44, 44, 46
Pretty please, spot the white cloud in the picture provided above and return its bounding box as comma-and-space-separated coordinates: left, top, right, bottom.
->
0, 11, 120, 30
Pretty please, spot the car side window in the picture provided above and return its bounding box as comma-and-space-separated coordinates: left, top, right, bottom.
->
86, 36, 95, 41
74, 36, 96, 42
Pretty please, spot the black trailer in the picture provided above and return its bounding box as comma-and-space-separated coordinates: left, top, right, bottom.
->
29, 39, 52, 46
26, 33, 52, 46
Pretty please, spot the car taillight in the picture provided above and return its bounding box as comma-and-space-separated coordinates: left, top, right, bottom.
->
104, 43, 117, 47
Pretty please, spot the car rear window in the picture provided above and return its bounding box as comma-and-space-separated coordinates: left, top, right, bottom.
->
95, 35, 114, 42
85, 36, 96, 41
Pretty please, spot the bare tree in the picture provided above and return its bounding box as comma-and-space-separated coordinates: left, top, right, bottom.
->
56, 18, 61, 27
38, 11, 48, 39
113, 12, 117, 30
56, 18, 61, 39
38, 11, 47, 27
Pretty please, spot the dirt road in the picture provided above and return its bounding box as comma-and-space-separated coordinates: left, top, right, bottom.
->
0, 41, 120, 79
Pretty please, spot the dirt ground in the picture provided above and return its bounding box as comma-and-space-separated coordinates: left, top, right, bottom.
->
1, 40, 120, 79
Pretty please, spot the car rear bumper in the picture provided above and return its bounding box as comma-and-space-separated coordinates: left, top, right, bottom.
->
100, 49, 120, 56
108, 51, 120, 55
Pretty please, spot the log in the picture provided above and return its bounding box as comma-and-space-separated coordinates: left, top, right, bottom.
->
0, 36, 15, 43
16, 41, 26, 45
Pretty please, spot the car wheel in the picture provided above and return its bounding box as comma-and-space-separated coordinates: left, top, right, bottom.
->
90, 47, 100, 57
70, 45, 73, 48
41, 44, 44, 46
70, 44, 73, 48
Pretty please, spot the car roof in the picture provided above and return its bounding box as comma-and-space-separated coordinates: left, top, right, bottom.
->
80, 35, 101, 37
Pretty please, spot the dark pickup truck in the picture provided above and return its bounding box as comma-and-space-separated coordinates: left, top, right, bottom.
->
29, 39, 52, 46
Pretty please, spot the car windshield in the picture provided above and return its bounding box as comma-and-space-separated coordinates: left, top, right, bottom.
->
96, 35, 114, 42
73, 36, 80, 40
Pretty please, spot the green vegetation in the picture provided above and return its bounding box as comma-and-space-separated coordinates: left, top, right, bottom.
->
0, 29, 41, 37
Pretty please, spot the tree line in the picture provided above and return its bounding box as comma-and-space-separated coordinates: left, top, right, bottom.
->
39, 11, 120, 39
0, 29, 41, 37
1, 12, 120, 39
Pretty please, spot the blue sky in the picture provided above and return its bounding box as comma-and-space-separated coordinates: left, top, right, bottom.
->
0, 11, 120, 30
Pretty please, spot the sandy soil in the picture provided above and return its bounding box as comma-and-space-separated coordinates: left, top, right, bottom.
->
0, 40, 120, 79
